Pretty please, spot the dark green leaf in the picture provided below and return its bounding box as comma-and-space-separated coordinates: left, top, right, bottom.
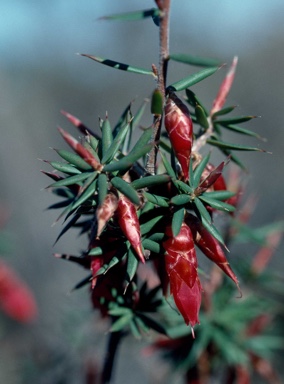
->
170, 194, 192, 206
203, 190, 235, 200
72, 178, 98, 210
175, 180, 193, 194
100, 8, 160, 22
81, 54, 155, 76
108, 307, 132, 316
132, 174, 171, 190
212, 105, 237, 117
195, 105, 209, 129
48, 161, 82, 175
142, 239, 160, 253
103, 143, 153, 173
170, 53, 221, 67
101, 120, 131, 164
111, 177, 140, 205
151, 89, 163, 116
160, 151, 177, 179
143, 192, 169, 207
192, 152, 211, 189
167, 66, 219, 92
140, 215, 164, 235
199, 195, 235, 212
217, 115, 257, 125
125, 248, 139, 286
185, 89, 208, 115
172, 207, 185, 237
101, 116, 113, 157
97, 173, 108, 206
216, 123, 264, 139
49, 172, 94, 187
137, 313, 167, 335
53, 214, 81, 245
54, 149, 93, 170
207, 138, 266, 152
129, 128, 153, 154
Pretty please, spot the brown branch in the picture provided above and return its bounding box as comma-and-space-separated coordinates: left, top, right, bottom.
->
146, 0, 171, 175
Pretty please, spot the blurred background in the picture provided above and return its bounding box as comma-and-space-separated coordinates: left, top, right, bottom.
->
0, 0, 283, 383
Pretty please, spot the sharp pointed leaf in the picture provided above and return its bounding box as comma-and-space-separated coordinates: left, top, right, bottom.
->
100, 8, 160, 22
172, 207, 185, 237
111, 177, 140, 205
170, 53, 221, 67
207, 138, 266, 152
81, 54, 155, 76
167, 66, 219, 92
101, 120, 131, 164
131, 174, 171, 190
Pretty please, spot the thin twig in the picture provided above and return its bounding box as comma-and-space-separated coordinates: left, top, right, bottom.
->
146, 0, 171, 174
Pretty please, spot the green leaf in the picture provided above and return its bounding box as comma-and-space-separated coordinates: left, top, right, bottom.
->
175, 180, 193, 194
185, 89, 208, 115
48, 161, 82, 175
151, 89, 163, 116
148, 232, 166, 242
160, 151, 177, 179
199, 195, 235, 212
111, 177, 140, 205
142, 239, 160, 253
54, 149, 93, 170
72, 178, 98, 210
192, 152, 211, 189
140, 215, 164, 235
172, 207, 185, 237
125, 248, 139, 287
100, 8, 160, 22
101, 120, 131, 164
97, 173, 108, 206
170, 53, 221, 67
103, 143, 153, 173
101, 117, 113, 157
109, 313, 133, 332
195, 104, 209, 129
207, 138, 266, 152
212, 105, 237, 117
131, 174, 171, 190
194, 198, 225, 245
167, 66, 219, 92
203, 190, 235, 200
108, 307, 132, 316
81, 54, 155, 77
216, 115, 257, 125
49, 172, 94, 187
170, 194, 192, 206
130, 128, 153, 155
143, 192, 169, 207
132, 99, 149, 128
216, 123, 263, 139
137, 313, 167, 335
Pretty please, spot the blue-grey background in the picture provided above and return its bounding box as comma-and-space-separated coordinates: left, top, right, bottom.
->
0, 1, 283, 383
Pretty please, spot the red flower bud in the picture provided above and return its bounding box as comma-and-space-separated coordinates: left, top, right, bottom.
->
0, 261, 37, 323
186, 214, 239, 289
163, 223, 201, 331
164, 92, 193, 182
116, 194, 145, 263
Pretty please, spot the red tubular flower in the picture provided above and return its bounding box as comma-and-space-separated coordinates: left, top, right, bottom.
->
163, 223, 201, 331
164, 92, 193, 182
0, 261, 37, 323
116, 194, 145, 263
186, 214, 239, 288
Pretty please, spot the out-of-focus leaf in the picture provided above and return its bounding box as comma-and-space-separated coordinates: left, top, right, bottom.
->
111, 177, 140, 206
167, 66, 219, 92
212, 105, 237, 117
81, 54, 155, 76
170, 53, 221, 67
216, 116, 257, 125
137, 313, 168, 335
100, 8, 160, 22
109, 313, 133, 332
207, 138, 266, 152
108, 307, 132, 316
216, 123, 264, 139
172, 207, 185, 237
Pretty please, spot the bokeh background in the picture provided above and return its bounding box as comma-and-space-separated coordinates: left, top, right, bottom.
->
0, 1, 283, 383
